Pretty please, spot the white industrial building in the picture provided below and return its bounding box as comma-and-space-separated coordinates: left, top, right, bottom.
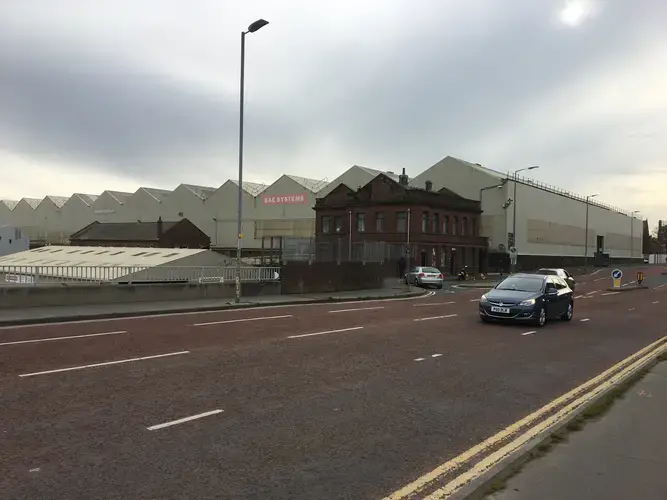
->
0, 157, 644, 266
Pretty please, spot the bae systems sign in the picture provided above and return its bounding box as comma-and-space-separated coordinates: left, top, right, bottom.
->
261, 193, 308, 205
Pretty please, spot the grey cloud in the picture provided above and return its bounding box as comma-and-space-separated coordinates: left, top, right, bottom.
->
0, 0, 665, 189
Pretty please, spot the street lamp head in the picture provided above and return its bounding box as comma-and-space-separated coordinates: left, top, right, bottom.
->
528, 165, 539, 170
247, 19, 269, 33
588, 193, 599, 199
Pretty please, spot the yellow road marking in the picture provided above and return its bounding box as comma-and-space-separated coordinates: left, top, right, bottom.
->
424, 336, 667, 499
383, 336, 667, 499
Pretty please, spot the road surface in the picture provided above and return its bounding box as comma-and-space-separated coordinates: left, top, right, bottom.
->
1, 266, 665, 499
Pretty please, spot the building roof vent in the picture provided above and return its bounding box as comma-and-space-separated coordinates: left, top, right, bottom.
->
398, 168, 409, 186
425, 180, 433, 191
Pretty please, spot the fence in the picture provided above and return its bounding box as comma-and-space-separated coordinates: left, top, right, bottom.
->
0, 265, 281, 286
281, 237, 402, 263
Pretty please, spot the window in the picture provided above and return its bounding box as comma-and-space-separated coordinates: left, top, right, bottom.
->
356, 213, 365, 232
421, 212, 428, 232
334, 216, 343, 233
322, 216, 331, 233
375, 212, 385, 232
432, 213, 440, 233
452, 216, 458, 235
396, 211, 407, 232
442, 216, 449, 234
461, 217, 467, 236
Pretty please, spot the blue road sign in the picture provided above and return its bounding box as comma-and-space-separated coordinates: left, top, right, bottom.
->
612, 268, 623, 279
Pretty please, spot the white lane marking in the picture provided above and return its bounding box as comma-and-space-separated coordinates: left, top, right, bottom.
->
287, 326, 363, 339
19, 351, 189, 378
587, 290, 599, 295
0, 292, 434, 330
193, 314, 292, 326
590, 269, 602, 276
601, 292, 620, 296
594, 277, 605, 282
470, 299, 480, 302
0, 331, 126, 347
147, 409, 223, 431
578, 282, 587, 286
629, 308, 636, 311
628, 280, 636, 285
521, 331, 537, 336
656, 284, 666, 289
574, 295, 584, 299
413, 302, 456, 307
580, 318, 590, 322
414, 358, 425, 362
414, 314, 458, 322
653, 301, 660, 304
328, 306, 385, 314
432, 353, 443, 358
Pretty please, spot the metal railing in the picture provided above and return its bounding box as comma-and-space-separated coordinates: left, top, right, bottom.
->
0, 265, 281, 285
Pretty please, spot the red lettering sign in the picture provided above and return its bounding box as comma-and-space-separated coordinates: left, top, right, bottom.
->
261, 193, 308, 205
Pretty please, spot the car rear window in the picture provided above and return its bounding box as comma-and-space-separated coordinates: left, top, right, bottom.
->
538, 269, 557, 275
422, 267, 440, 274
496, 276, 544, 292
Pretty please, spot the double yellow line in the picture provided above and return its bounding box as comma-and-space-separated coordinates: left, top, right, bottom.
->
384, 336, 667, 500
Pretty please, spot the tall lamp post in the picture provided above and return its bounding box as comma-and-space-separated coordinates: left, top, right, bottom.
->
236, 18, 269, 304
583, 193, 598, 271
630, 210, 640, 262
510, 166, 539, 272
479, 183, 505, 275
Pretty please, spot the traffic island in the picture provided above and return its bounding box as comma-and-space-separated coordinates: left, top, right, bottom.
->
454, 282, 499, 289
606, 285, 649, 292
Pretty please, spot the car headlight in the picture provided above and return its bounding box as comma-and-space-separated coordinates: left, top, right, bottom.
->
518, 298, 536, 306
480, 295, 488, 303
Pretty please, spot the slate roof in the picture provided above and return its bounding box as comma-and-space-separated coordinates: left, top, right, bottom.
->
70, 221, 179, 242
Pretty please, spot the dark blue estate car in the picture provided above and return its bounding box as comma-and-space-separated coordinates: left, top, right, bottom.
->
479, 273, 574, 327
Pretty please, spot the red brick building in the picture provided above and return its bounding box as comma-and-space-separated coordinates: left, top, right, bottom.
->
313, 171, 488, 274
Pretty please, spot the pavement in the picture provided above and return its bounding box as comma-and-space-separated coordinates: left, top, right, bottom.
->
487, 360, 667, 500
0, 264, 665, 499
0, 285, 423, 326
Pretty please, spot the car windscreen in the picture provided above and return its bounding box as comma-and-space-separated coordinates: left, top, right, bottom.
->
537, 269, 557, 275
422, 267, 440, 274
496, 277, 544, 292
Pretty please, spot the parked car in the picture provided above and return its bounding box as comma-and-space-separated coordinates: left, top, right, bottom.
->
537, 268, 576, 291
479, 273, 574, 327
405, 266, 444, 289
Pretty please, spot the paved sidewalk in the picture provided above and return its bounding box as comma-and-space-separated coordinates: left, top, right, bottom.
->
0, 285, 424, 326
487, 360, 667, 500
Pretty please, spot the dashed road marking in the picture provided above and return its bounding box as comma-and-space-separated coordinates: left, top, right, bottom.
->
432, 353, 443, 358
470, 299, 480, 302
328, 306, 385, 314
656, 284, 666, 289
587, 290, 599, 295
287, 326, 364, 339
580, 318, 590, 322
594, 277, 605, 282
0, 330, 126, 347
575, 295, 584, 299
193, 314, 292, 326
414, 358, 425, 362
653, 301, 660, 304
521, 331, 537, 336
629, 308, 636, 311
414, 314, 458, 322
601, 291, 619, 296
19, 351, 189, 378
413, 302, 456, 307
147, 409, 223, 431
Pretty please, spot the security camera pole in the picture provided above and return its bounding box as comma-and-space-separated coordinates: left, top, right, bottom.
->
236, 18, 269, 304
509, 166, 539, 273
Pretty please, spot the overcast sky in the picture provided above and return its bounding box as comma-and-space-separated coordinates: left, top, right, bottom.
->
1, 0, 666, 223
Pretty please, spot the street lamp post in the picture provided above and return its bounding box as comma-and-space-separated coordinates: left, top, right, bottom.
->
584, 193, 598, 271
630, 210, 640, 262
510, 166, 539, 272
236, 18, 269, 304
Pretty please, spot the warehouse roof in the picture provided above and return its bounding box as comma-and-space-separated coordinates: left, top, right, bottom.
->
106, 191, 133, 204
0, 245, 210, 268
70, 220, 179, 242
21, 198, 42, 209
71, 193, 99, 206
182, 184, 217, 200
1, 200, 18, 210
229, 180, 268, 196
285, 174, 329, 193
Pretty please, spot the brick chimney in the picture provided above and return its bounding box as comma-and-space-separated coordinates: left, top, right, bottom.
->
425, 180, 433, 191
157, 216, 164, 239
398, 168, 409, 186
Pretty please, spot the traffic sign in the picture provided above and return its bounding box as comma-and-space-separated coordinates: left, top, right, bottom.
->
637, 271, 644, 285
611, 269, 623, 279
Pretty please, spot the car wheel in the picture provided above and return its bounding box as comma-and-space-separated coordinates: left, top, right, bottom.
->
561, 301, 574, 321
535, 307, 547, 327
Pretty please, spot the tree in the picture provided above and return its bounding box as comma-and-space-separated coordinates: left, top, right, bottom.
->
643, 219, 651, 254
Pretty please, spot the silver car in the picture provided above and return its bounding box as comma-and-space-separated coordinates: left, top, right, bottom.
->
405, 266, 444, 289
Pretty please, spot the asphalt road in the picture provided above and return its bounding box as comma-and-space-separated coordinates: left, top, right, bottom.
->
1, 266, 665, 500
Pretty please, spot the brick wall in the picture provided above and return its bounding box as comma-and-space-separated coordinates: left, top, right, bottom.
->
280, 261, 387, 294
